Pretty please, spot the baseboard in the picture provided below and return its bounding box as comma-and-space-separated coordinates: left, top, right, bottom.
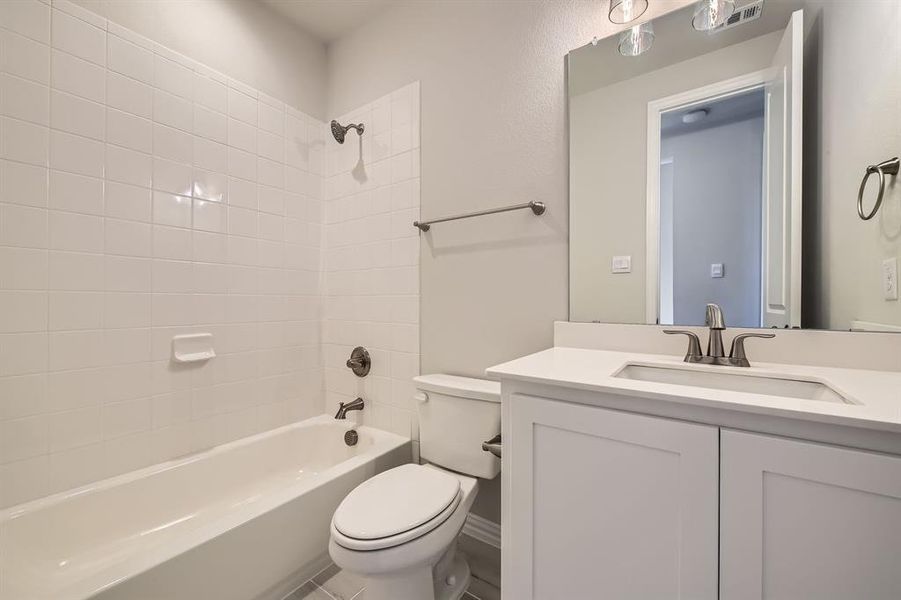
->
462, 513, 501, 549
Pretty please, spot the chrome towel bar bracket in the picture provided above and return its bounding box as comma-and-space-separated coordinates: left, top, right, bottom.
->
413, 201, 546, 232
857, 157, 899, 220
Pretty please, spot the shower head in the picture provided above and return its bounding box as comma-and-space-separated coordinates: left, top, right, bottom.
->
330, 120, 365, 144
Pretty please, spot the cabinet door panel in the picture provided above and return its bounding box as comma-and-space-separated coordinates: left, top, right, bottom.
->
504, 394, 718, 600
721, 429, 901, 600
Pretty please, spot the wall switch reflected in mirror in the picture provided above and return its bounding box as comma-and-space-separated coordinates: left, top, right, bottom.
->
883, 258, 898, 301
612, 256, 632, 274
711, 263, 724, 279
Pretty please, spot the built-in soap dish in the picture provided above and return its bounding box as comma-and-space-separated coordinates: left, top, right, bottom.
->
171, 333, 216, 363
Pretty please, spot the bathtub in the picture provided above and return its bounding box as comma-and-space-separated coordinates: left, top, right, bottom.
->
0, 415, 410, 600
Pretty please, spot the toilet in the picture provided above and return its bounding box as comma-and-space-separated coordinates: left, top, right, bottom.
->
328, 374, 501, 600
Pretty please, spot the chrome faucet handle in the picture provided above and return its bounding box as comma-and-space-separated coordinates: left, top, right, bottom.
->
729, 332, 775, 367
705, 303, 726, 329
664, 330, 703, 362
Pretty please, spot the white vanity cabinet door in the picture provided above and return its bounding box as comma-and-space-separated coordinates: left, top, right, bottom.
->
721, 430, 901, 600
504, 394, 718, 600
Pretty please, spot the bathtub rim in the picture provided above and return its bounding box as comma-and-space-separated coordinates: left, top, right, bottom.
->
0, 414, 410, 600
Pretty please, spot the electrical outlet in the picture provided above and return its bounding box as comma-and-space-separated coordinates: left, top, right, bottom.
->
883, 258, 898, 301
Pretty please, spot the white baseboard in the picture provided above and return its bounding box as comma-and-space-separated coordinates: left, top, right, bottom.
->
462, 513, 501, 549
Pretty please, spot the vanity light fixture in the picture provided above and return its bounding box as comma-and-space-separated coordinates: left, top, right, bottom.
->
609, 0, 649, 24
692, 0, 735, 31
618, 21, 654, 57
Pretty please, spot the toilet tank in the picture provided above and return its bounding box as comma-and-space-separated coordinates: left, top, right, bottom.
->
413, 374, 501, 479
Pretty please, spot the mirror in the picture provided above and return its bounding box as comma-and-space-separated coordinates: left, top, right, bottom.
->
568, 1, 901, 332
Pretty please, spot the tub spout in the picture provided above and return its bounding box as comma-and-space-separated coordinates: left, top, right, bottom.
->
335, 397, 364, 419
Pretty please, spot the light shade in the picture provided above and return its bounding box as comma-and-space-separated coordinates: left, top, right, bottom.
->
609, 0, 649, 24
618, 22, 654, 57
692, 0, 735, 31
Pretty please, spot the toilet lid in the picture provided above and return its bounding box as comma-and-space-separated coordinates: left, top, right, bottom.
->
333, 464, 461, 540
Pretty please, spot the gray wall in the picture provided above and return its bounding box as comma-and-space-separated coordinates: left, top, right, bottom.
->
326, 0, 695, 523
663, 117, 764, 327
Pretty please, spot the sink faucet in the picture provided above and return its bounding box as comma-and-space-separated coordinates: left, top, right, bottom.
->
335, 397, 364, 419
664, 303, 775, 367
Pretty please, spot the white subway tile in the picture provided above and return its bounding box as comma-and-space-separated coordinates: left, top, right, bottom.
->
0, 204, 48, 248
106, 71, 151, 118
0, 73, 50, 125
0, 373, 46, 421
152, 123, 192, 164
1, 29, 50, 84
104, 181, 150, 223
193, 137, 227, 174
192, 169, 227, 202
50, 130, 104, 177
192, 198, 226, 233
151, 259, 192, 293
50, 8, 105, 66
0, 454, 49, 506
0, 290, 47, 332
49, 210, 103, 252
102, 398, 152, 439
48, 330, 104, 371
0, 117, 49, 166
105, 255, 150, 292
152, 89, 191, 132
153, 54, 192, 99
192, 230, 226, 264
107, 33, 153, 84
193, 105, 227, 144
50, 90, 104, 141
106, 144, 152, 188
103, 292, 150, 328
227, 206, 256, 237
194, 74, 227, 114
227, 88, 256, 125
0, 0, 51, 44
152, 224, 191, 260
1, 160, 48, 208
0, 332, 48, 375
0, 414, 48, 462
49, 170, 103, 215
48, 291, 102, 331
51, 48, 104, 103
49, 250, 103, 290
104, 218, 152, 257
0, 247, 48, 290
152, 191, 191, 228
227, 177, 256, 209
106, 108, 152, 154
227, 117, 255, 153
152, 157, 192, 196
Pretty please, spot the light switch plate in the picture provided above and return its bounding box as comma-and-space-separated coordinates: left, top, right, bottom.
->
883, 258, 898, 300
612, 255, 631, 274
711, 263, 724, 278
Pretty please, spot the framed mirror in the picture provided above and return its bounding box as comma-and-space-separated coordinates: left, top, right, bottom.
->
568, 1, 901, 332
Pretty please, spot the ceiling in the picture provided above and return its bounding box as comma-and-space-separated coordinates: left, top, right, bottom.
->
259, 0, 396, 42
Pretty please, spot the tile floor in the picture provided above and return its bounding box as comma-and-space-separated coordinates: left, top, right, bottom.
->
285, 562, 481, 600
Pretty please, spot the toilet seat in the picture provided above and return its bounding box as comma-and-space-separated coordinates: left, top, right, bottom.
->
332, 464, 463, 551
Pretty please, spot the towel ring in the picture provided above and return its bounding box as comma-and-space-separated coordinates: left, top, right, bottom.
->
857, 157, 899, 220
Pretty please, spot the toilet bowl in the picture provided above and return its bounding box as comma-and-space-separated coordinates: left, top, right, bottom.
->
328, 374, 501, 600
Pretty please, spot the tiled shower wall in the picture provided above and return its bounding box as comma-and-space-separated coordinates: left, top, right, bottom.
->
0, 0, 326, 508
322, 84, 421, 446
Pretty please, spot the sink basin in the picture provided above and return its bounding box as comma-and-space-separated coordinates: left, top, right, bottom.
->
614, 363, 855, 404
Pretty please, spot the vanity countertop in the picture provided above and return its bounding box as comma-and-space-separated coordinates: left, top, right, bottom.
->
486, 347, 901, 435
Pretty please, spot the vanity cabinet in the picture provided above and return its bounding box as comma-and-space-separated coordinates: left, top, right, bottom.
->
502, 392, 901, 600
720, 430, 901, 600
504, 394, 719, 600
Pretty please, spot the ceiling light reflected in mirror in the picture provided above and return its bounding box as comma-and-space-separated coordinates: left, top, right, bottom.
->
608, 0, 649, 24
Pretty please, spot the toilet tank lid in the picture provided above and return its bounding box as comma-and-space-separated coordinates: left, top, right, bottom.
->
413, 374, 501, 403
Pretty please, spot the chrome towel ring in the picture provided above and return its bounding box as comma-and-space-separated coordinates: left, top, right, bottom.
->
857, 157, 899, 220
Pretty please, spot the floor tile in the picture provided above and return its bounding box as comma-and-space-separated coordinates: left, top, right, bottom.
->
286, 581, 334, 600
312, 563, 365, 600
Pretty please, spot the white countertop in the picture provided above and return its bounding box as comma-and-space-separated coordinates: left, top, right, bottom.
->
486, 347, 901, 434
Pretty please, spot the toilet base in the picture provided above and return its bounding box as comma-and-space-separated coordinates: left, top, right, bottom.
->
359, 542, 471, 600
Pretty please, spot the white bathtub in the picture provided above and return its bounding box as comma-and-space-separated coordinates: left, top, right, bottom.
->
0, 415, 410, 600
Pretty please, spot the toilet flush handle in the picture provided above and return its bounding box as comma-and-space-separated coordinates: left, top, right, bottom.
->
414, 391, 429, 403
481, 434, 502, 458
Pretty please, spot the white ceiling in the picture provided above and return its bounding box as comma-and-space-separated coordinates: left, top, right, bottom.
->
259, 0, 396, 42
